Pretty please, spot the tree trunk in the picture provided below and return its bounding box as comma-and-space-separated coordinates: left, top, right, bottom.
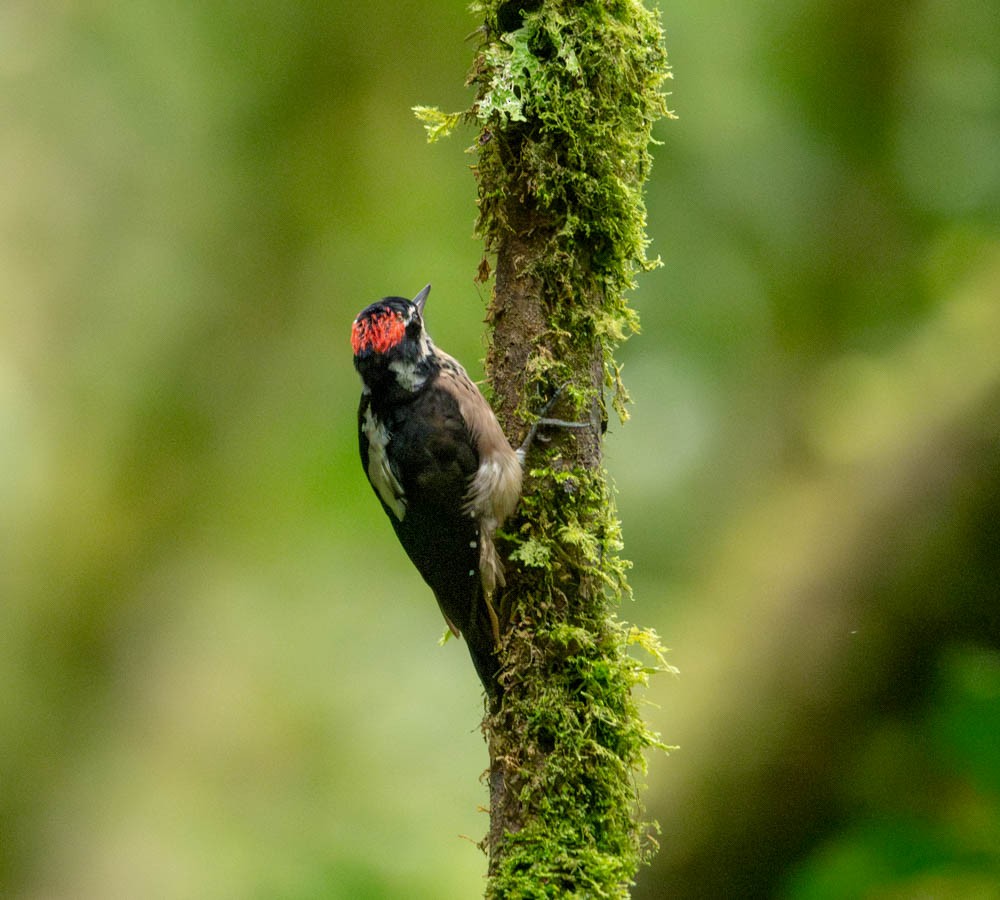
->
462, 2, 674, 895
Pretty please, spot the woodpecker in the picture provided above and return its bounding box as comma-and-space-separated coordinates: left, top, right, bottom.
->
351, 285, 522, 698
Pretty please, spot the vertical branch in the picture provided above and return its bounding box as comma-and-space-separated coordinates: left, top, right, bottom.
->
465, 1, 675, 896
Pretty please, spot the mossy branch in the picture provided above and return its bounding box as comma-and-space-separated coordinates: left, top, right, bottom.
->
419, 2, 674, 896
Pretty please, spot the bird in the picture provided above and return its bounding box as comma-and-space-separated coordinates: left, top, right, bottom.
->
351, 284, 523, 699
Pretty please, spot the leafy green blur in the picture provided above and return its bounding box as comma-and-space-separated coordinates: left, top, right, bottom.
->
1, 2, 997, 898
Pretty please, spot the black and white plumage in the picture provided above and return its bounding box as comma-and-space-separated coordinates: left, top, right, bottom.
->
351, 285, 522, 696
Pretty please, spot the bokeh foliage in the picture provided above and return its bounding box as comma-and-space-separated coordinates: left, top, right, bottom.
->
1, 1, 998, 898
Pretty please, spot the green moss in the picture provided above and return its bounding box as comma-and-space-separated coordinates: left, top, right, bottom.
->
470, 0, 672, 418
418, 2, 674, 896
417, 1, 673, 413
489, 466, 673, 898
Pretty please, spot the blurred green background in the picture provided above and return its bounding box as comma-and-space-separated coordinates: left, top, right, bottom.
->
2, 2, 998, 898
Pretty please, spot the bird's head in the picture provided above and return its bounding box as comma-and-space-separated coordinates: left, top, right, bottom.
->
352, 284, 434, 394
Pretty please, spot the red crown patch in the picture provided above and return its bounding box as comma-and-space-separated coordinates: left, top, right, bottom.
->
351, 310, 406, 355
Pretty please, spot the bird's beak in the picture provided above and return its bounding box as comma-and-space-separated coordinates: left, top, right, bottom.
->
413, 284, 431, 316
